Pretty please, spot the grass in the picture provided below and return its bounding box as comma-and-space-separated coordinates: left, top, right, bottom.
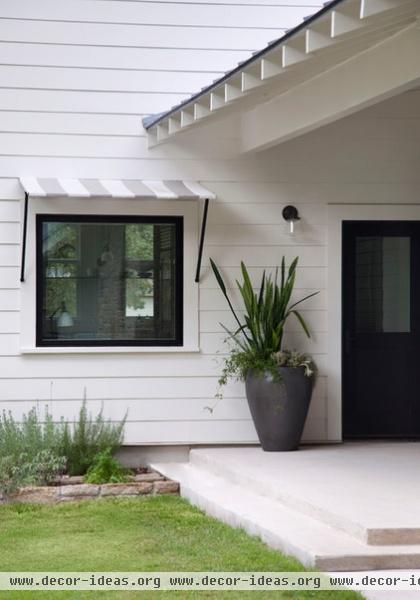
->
0, 496, 363, 599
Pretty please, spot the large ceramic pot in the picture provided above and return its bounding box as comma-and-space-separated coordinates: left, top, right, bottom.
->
245, 366, 313, 451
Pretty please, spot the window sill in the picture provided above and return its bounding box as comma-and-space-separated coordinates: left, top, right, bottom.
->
20, 346, 200, 355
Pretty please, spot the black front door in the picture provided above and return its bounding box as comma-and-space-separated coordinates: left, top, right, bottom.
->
342, 221, 420, 438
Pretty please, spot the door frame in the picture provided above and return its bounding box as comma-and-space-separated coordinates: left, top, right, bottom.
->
327, 204, 420, 442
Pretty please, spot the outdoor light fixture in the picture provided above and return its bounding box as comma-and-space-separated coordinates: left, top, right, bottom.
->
282, 205, 300, 234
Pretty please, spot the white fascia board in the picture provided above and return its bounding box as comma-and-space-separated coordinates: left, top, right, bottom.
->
241, 24, 420, 154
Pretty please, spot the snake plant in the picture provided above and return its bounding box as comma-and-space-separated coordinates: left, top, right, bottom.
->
210, 257, 317, 360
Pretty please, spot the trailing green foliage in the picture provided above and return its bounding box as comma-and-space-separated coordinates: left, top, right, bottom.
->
210, 257, 318, 388
60, 402, 127, 476
84, 448, 130, 484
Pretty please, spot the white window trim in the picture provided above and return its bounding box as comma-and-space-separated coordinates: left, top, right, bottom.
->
20, 195, 199, 354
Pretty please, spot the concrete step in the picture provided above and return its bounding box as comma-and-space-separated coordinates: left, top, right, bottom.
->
151, 461, 420, 572
188, 447, 420, 546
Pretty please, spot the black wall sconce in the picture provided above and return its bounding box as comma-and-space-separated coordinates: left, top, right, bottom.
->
282, 205, 300, 234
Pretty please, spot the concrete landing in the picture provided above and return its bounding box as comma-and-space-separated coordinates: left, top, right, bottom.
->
188, 443, 420, 545
152, 442, 420, 572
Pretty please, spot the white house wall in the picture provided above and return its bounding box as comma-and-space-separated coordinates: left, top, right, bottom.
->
0, 0, 418, 445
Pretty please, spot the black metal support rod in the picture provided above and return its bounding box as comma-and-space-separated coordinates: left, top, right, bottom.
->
195, 197, 209, 283
20, 192, 29, 283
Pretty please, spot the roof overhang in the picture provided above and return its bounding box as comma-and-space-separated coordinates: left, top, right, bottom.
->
143, 0, 420, 150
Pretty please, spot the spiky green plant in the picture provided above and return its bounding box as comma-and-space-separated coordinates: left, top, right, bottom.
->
210, 257, 318, 385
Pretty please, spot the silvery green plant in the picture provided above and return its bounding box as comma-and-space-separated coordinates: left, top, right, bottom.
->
272, 350, 316, 378
210, 257, 318, 387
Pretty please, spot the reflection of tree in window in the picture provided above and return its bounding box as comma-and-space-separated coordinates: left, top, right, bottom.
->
125, 224, 154, 317
43, 223, 79, 319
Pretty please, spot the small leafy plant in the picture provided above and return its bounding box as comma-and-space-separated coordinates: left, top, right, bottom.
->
84, 448, 130, 484
0, 455, 29, 497
0, 451, 66, 497
210, 257, 318, 390
27, 450, 67, 486
272, 350, 316, 378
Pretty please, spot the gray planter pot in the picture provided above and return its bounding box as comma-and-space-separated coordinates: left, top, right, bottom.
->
245, 366, 313, 452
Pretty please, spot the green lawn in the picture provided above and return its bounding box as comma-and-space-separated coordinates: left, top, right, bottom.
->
0, 496, 363, 599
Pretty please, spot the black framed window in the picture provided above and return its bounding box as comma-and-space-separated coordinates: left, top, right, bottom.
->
36, 215, 183, 346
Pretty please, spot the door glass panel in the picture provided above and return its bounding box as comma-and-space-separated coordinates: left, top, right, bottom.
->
355, 236, 410, 333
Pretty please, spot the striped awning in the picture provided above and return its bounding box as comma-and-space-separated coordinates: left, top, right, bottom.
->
19, 177, 216, 200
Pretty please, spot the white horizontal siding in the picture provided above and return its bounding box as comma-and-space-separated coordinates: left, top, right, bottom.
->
0, 267, 20, 288
0, 133, 240, 160
199, 288, 325, 311
0, 88, 184, 115
200, 309, 327, 334
0, 113, 150, 135
0, 289, 20, 310
0, 1, 416, 445
1, 154, 419, 181
0, 66, 224, 94
1, 1, 318, 29
0, 19, 286, 50
0, 42, 250, 72
199, 266, 326, 290
0, 373, 327, 399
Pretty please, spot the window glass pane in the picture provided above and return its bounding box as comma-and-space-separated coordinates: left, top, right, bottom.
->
355, 236, 410, 333
39, 218, 182, 345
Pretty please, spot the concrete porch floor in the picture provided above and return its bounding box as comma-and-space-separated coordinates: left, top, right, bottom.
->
190, 442, 420, 545
152, 442, 420, 597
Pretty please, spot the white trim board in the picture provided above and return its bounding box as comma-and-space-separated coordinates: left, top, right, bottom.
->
20, 195, 199, 353
327, 203, 420, 441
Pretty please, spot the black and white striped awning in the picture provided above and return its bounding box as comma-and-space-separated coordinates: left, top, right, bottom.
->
19, 177, 216, 200
19, 177, 214, 284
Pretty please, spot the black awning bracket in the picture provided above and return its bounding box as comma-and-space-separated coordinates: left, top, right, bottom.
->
20, 192, 29, 283
195, 197, 209, 283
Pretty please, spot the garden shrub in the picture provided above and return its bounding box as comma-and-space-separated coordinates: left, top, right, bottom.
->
0, 455, 29, 496
0, 450, 66, 496
0, 401, 127, 491
61, 402, 126, 476
27, 450, 66, 486
0, 407, 63, 460
84, 448, 130, 484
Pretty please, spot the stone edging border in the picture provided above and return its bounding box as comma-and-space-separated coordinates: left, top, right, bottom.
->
0, 471, 179, 504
